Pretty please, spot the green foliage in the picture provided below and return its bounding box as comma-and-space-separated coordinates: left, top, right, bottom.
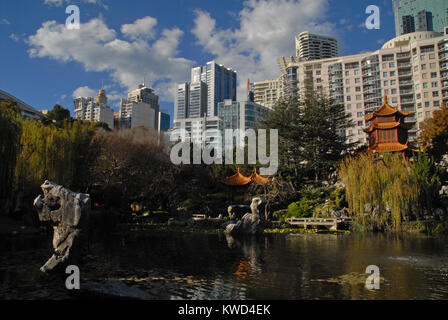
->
259, 92, 354, 186
44, 104, 71, 127
339, 152, 441, 231
286, 198, 313, 219
0, 101, 22, 211
272, 209, 288, 221
15, 119, 99, 198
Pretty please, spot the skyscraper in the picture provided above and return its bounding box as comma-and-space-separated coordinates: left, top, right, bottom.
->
74, 88, 114, 129
295, 31, 338, 61
174, 60, 237, 120
174, 83, 189, 120
119, 83, 160, 130
202, 61, 237, 117
393, 0, 448, 36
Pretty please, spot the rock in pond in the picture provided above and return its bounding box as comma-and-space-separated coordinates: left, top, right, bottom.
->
34, 180, 90, 273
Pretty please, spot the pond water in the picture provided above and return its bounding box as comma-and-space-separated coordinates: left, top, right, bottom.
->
1, 230, 448, 300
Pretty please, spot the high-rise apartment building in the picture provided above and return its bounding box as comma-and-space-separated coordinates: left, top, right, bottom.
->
393, 0, 448, 36
74, 88, 114, 129
253, 76, 285, 108
278, 31, 448, 147
295, 31, 338, 61
119, 84, 159, 130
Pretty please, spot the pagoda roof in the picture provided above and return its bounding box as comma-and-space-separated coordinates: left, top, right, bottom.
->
368, 140, 419, 153
365, 96, 410, 121
222, 168, 252, 186
363, 121, 413, 133
249, 168, 270, 185
222, 168, 270, 186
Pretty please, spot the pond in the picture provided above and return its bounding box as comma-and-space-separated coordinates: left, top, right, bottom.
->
1, 230, 448, 300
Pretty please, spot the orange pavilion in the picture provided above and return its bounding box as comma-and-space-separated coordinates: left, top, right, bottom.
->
364, 96, 418, 156
222, 168, 270, 186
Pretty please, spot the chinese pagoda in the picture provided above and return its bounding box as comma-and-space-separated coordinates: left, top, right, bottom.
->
364, 96, 418, 156
222, 168, 270, 186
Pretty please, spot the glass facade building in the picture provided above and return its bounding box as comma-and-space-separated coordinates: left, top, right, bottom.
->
393, 0, 448, 36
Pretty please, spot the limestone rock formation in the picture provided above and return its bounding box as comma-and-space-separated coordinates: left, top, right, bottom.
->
225, 198, 266, 236
34, 180, 90, 273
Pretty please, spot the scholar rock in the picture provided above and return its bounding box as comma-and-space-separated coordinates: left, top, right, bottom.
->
225, 198, 266, 236
34, 180, 90, 273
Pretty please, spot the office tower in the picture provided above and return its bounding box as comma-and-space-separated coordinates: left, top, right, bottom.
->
74, 88, 114, 129
119, 83, 159, 130
278, 31, 448, 148
158, 109, 171, 132
188, 81, 208, 118
174, 61, 237, 120
202, 61, 237, 117
393, 0, 448, 36
174, 83, 189, 121
253, 76, 285, 108
218, 99, 273, 148
295, 31, 338, 61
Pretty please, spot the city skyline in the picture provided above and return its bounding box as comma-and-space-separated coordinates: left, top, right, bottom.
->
0, 0, 398, 125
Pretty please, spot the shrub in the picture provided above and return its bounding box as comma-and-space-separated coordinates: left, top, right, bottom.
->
286, 198, 313, 219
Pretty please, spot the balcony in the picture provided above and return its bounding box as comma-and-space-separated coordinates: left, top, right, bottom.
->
399, 80, 413, 86
398, 71, 412, 77
396, 52, 411, 59
397, 62, 411, 68
401, 98, 414, 103
400, 89, 414, 95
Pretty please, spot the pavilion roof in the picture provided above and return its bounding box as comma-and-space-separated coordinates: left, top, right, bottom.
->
363, 121, 413, 133
222, 168, 270, 186
368, 140, 419, 153
365, 96, 410, 122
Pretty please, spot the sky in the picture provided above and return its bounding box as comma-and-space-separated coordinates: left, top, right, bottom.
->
0, 0, 397, 124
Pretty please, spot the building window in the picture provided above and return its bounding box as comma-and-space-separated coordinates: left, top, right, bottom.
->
417, 93, 421, 99
433, 91, 439, 97
425, 101, 430, 108
434, 101, 440, 107
384, 80, 389, 86
431, 72, 438, 78
390, 71, 395, 77
432, 82, 438, 88
355, 78, 361, 84
421, 64, 426, 70
383, 72, 388, 77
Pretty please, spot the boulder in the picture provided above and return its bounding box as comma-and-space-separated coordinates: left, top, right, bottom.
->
34, 180, 90, 273
225, 198, 266, 236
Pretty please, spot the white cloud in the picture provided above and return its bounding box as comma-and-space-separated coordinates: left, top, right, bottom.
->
1, 18, 11, 25
9, 33, 20, 42
121, 17, 157, 40
191, 0, 336, 99
72, 86, 97, 98
28, 17, 194, 102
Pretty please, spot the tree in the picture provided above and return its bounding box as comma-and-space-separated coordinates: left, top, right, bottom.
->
259, 92, 354, 186
0, 100, 22, 214
419, 103, 448, 162
45, 104, 71, 127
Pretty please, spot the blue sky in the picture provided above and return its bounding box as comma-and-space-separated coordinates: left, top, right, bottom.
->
0, 0, 396, 122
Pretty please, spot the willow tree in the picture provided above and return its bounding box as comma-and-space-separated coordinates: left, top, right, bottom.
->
0, 101, 22, 214
339, 152, 440, 231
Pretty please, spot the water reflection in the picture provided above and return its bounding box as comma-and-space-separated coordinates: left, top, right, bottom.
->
1, 232, 447, 300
